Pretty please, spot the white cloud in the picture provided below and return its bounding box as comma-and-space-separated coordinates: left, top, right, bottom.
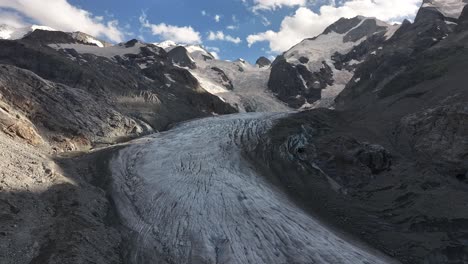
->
214, 14, 221, 22
140, 13, 201, 44
227, 25, 239, 30
0, 10, 27, 28
252, 0, 308, 11
247, 0, 422, 53
207, 31, 242, 44
0, 0, 125, 42
205, 46, 220, 59
201, 10, 207, 16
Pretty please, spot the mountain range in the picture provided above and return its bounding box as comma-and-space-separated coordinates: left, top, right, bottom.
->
0, 0, 467, 263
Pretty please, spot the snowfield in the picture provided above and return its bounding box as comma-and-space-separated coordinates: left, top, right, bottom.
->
110, 113, 394, 264
189, 59, 291, 112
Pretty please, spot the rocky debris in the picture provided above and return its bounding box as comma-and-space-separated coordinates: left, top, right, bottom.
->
0, 34, 237, 150
396, 103, 468, 175
0, 65, 147, 152
247, 106, 468, 264
167, 46, 197, 69
0, 131, 124, 264
255, 56, 271, 68
252, 5, 468, 262
355, 143, 392, 174
0, 104, 43, 146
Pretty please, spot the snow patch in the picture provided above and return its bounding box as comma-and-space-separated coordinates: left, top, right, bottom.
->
422, 0, 468, 19
49, 42, 147, 59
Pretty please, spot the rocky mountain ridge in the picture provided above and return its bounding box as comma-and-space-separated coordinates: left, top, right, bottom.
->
0, 1, 467, 264
267, 16, 398, 109
0, 30, 236, 152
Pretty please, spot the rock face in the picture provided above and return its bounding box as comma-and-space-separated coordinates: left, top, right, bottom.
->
268, 16, 397, 109
255, 56, 271, 68
421, 0, 468, 20
167, 46, 197, 69
336, 0, 467, 107
0, 33, 236, 151
251, 103, 468, 263
210, 67, 234, 90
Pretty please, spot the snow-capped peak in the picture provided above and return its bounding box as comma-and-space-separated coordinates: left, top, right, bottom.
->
155, 41, 216, 60
0, 24, 56, 40
71, 32, 109, 48
422, 0, 468, 19
284, 17, 390, 72
155, 40, 177, 50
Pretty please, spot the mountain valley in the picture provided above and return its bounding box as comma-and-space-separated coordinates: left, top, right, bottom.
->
0, 1, 468, 263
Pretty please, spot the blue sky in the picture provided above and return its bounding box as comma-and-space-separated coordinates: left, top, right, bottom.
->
0, 0, 423, 63
68, 0, 298, 62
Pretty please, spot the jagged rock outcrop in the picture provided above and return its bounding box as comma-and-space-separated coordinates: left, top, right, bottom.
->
397, 103, 468, 175
336, 1, 468, 107
420, 0, 468, 21
210, 67, 234, 90
0, 32, 236, 151
167, 46, 197, 69
268, 16, 397, 109
255, 56, 271, 68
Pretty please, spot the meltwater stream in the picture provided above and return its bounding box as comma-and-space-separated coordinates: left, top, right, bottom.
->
110, 113, 392, 264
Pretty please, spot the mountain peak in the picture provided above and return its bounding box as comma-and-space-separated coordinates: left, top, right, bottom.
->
156, 40, 177, 50
0, 24, 109, 48
71, 32, 110, 47
255, 56, 271, 68
0, 24, 56, 40
421, 0, 468, 19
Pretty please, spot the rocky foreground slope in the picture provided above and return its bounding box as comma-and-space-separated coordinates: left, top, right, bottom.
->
0, 30, 237, 152
255, 2, 468, 263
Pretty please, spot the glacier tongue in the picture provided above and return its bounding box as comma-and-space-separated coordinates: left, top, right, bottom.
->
110, 113, 394, 264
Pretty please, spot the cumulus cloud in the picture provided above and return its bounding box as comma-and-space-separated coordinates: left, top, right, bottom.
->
0, 0, 125, 42
140, 13, 201, 44
0, 10, 27, 28
207, 31, 242, 44
214, 14, 221, 22
247, 0, 422, 53
252, 0, 308, 11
